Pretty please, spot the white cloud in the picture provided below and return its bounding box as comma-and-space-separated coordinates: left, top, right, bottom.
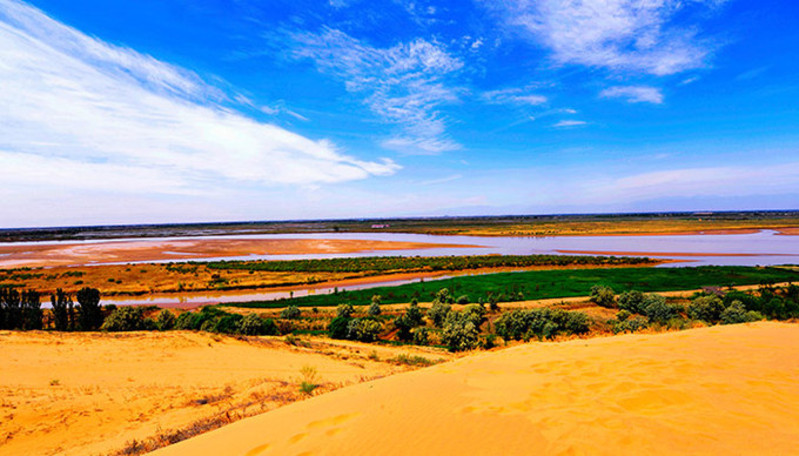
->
584, 162, 799, 203
0, 0, 398, 204
283, 27, 463, 154
553, 120, 587, 127
600, 85, 664, 104
488, 0, 725, 76
482, 87, 548, 106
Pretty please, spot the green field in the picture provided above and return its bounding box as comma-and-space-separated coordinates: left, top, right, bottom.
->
227, 266, 799, 309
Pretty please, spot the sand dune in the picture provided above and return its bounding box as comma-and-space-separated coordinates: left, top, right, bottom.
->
153, 322, 799, 456
0, 331, 449, 456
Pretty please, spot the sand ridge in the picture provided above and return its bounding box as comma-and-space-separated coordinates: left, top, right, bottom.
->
152, 322, 799, 456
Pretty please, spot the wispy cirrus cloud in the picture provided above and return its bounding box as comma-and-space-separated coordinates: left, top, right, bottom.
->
582, 161, 799, 204
553, 119, 587, 128
281, 27, 463, 154
600, 85, 664, 104
481, 87, 548, 106
0, 0, 398, 205
486, 0, 726, 76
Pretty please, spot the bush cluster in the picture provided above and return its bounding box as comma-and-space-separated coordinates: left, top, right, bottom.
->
327, 315, 383, 342
494, 308, 590, 341
172, 307, 279, 335
589, 285, 616, 308
441, 310, 480, 352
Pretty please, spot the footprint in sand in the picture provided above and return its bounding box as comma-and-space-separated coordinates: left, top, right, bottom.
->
306, 412, 359, 430
244, 443, 270, 456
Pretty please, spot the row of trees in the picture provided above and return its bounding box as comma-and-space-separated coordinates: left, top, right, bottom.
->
589, 283, 799, 334
323, 288, 590, 351
0, 287, 103, 331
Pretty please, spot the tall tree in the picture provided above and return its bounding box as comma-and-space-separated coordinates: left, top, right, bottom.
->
21, 290, 42, 330
1, 288, 22, 329
77, 287, 103, 330
51, 289, 71, 331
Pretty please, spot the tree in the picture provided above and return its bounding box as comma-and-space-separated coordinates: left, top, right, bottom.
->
441, 311, 479, 352
328, 316, 351, 339
346, 318, 382, 342
589, 285, 616, 308
428, 299, 451, 327
368, 295, 382, 316
281, 305, 301, 319
720, 301, 763, 325
101, 306, 145, 331
155, 309, 177, 331
643, 294, 682, 324
336, 303, 354, 318
77, 287, 103, 330
688, 295, 725, 323
51, 289, 72, 331
617, 290, 646, 314
1, 289, 22, 329
21, 290, 42, 330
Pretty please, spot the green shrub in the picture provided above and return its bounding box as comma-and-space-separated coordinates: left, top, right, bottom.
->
261, 318, 279, 335
589, 285, 616, 308
237, 313, 279, 335
723, 290, 762, 313
368, 301, 382, 316
155, 310, 176, 331
336, 303, 354, 318
456, 295, 470, 305
481, 333, 497, 349
688, 295, 725, 323
462, 304, 486, 327
281, 305, 301, 319
436, 288, 453, 304
488, 294, 500, 312
428, 299, 451, 327
328, 316, 351, 339
101, 307, 145, 331
494, 308, 590, 341
617, 290, 646, 314
642, 294, 682, 324
346, 318, 382, 342
616, 309, 631, 321
174, 312, 193, 330
612, 315, 648, 334
720, 301, 763, 324
412, 327, 429, 345
441, 311, 479, 352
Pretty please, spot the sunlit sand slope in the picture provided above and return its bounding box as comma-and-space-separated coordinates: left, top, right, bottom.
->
153, 322, 799, 455
0, 331, 446, 456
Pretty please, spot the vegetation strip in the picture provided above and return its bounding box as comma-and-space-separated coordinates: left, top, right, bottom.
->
228, 266, 799, 309
204, 254, 653, 273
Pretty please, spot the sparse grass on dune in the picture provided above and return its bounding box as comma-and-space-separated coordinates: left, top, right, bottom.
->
0, 330, 451, 456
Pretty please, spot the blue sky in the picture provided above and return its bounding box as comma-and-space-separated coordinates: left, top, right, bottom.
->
1, 0, 798, 227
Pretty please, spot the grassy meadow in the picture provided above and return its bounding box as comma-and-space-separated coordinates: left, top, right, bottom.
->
230, 266, 799, 309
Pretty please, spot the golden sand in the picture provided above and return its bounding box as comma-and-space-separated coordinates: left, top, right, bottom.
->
0, 331, 449, 456
153, 322, 799, 456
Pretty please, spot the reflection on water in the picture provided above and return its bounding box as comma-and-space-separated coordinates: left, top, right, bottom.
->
20, 230, 799, 307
